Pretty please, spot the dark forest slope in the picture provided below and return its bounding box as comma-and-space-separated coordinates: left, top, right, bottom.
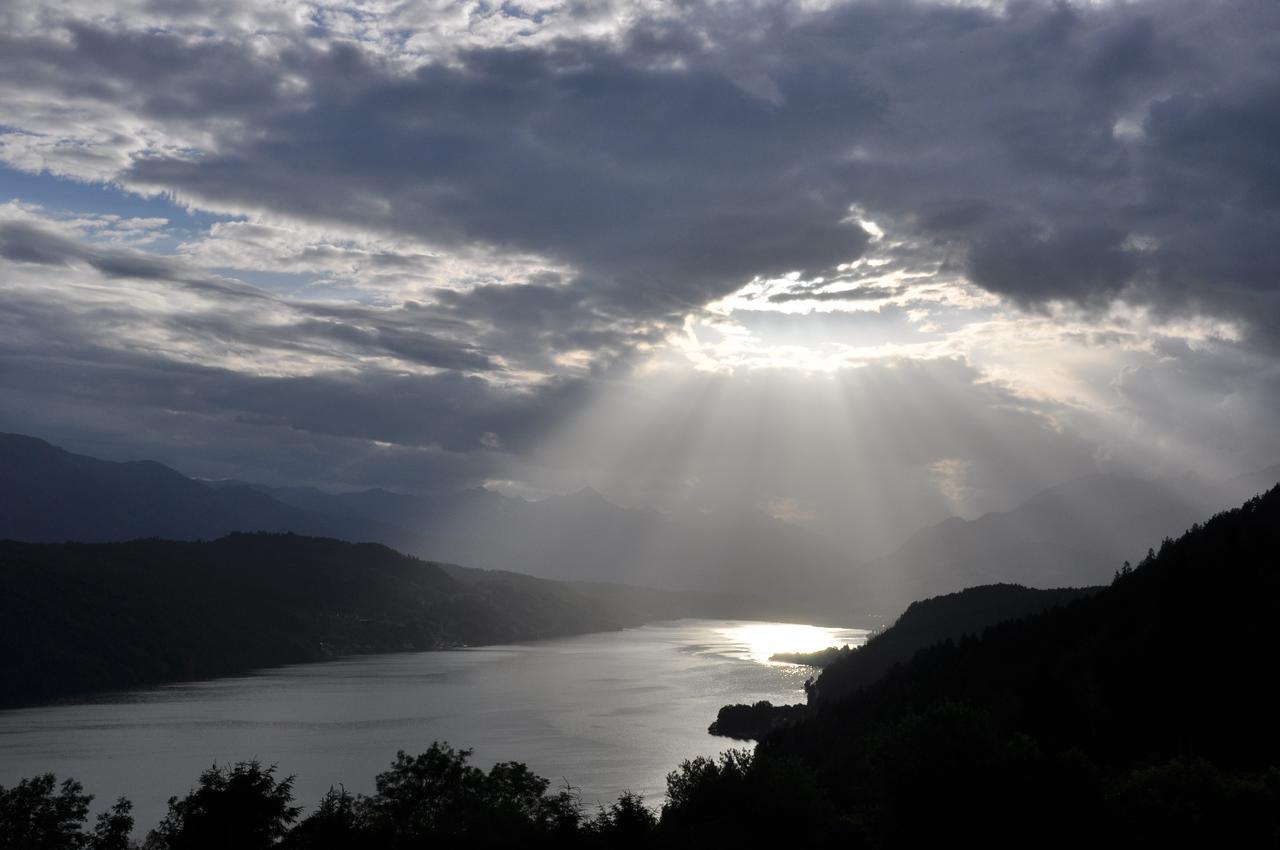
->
711, 583, 1095, 740
676, 485, 1280, 847
0, 533, 760, 709
807, 583, 1098, 704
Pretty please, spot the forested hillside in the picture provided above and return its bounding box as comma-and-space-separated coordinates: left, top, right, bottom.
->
0, 533, 762, 708
682, 485, 1280, 845
711, 583, 1096, 740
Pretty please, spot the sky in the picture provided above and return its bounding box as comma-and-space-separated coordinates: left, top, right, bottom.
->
1, 0, 1278, 555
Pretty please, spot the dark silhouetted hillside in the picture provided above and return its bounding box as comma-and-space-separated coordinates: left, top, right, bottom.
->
0, 433, 404, 545
710, 584, 1095, 740
0, 533, 763, 709
806, 583, 1098, 705
673, 485, 1280, 846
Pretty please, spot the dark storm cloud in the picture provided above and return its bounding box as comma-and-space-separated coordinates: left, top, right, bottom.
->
72, 0, 1269, 346
115, 25, 879, 318
0, 354, 510, 494
287, 320, 497, 372
3, 0, 1276, 344
0, 323, 585, 456
966, 225, 1139, 307
0, 22, 294, 121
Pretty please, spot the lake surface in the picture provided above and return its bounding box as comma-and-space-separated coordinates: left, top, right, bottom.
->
0, 619, 868, 833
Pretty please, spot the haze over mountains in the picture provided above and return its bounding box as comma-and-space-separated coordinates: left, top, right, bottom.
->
863, 469, 1280, 606
0, 432, 856, 610
3, 432, 1277, 615
238, 479, 861, 606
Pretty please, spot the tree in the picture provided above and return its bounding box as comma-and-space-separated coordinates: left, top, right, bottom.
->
144, 761, 299, 850
585, 791, 657, 846
0, 775, 91, 850
357, 743, 582, 846
91, 799, 134, 850
0, 775, 133, 850
280, 788, 364, 850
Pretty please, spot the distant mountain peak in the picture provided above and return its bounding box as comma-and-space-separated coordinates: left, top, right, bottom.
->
0, 431, 63, 455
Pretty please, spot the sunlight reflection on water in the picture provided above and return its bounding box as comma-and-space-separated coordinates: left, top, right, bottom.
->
718, 622, 870, 664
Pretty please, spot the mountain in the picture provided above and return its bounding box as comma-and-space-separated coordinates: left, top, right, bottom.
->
253, 479, 866, 606
804, 583, 1098, 704
668, 485, 1280, 846
1, 432, 864, 613
861, 469, 1278, 606
0, 532, 768, 709
0, 433, 406, 546
9, 431, 1276, 616
419, 489, 863, 609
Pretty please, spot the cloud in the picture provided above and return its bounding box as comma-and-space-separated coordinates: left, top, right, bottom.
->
966, 225, 1139, 307
768, 284, 905, 304
0, 0, 1277, 522
0, 210, 502, 375
0, 285, 592, 464
5, 1, 1280, 338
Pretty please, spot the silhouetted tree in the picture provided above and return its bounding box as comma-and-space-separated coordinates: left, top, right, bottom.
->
288, 743, 582, 849
0, 775, 133, 850
144, 761, 299, 850
279, 788, 364, 850
90, 799, 134, 850
584, 791, 657, 847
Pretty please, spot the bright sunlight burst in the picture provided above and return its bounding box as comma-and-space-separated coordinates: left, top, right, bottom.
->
721, 623, 870, 665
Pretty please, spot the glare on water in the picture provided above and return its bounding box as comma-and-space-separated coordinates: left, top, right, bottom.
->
720, 622, 867, 664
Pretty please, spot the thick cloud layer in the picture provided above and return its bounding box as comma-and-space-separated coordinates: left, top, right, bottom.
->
1, 0, 1278, 542
5, 0, 1279, 337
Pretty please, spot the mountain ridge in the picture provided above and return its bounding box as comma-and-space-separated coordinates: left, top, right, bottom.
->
0, 531, 775, 709
0, 432, 866, 611
5, 431, 1278, 614
860, 468, 1276, 605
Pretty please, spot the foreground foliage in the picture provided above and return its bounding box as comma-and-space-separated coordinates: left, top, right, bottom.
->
0, 775, 132, 850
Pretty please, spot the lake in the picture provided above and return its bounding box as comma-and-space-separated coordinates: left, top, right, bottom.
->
0, 619, 868, 833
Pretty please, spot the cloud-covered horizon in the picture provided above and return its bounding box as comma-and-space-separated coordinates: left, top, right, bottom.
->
1, 0, 1278, 551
